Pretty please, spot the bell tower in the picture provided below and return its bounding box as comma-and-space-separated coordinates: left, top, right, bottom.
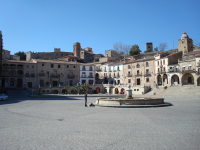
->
178, 32, 193, 55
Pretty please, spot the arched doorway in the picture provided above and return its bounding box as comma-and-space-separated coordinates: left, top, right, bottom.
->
171, 75, 179, 86
17, 78, 23, 87
121, 88, 125, 94
197, 77, 200, 86
96, 87, 100, 94
115, 88, 118, 94
182, 73, 194, 85
109, 88, 113, 94
157, 75, 162, 86
163, 74, 168, 86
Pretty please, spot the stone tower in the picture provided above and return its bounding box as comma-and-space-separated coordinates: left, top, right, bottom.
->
146, 42, 153, 51
178, 32, 193, 55
73, 42, 81, 59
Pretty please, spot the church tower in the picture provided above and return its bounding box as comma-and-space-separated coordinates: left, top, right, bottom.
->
73, 42, 81, 59
178, 32, 193, 55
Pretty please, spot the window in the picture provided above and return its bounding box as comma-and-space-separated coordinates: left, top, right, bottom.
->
40, 80, 44, 86
158, 61, 159, 66
128, 71, 130, 75
137, 89, 139, 91
182, 67, 185, 71
188, 66, 192, 70
128, 65, 131, 69
46, 82, 49, 85
58, 65, 60, 68
158, 68, 159, 72
67, 65, 69, 68
163, 60, 165, 65
51, 64, 54, 68
47, 71, 49, 75
42, 64, 44, 66
146, 62, 149, 67
137, 70, 139, 75
163, 67, 165, 72
27, 65, 29, 68
146, 69, 149, 74
74, 65, 76, 68
134, 89, 136, 91
32, 65, 34, 68
128, 79, 131, 83
136, 64, 140, 68
146, 78, 149, 82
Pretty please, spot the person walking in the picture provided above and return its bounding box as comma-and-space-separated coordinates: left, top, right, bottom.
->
84, 93, 88, 107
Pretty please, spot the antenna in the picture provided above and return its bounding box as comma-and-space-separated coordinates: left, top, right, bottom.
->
173, 40, 174, 49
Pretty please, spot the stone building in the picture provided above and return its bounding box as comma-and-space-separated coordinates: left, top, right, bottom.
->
123, 58, 155, 87
178, 32, 193, 55
154, 52, 182, 86
26, 48, 74, 61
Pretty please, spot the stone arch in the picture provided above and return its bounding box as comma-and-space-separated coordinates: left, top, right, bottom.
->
171, 74, 179, 86
157, 74, 162, 86
163, 74, 168, 86
197, 77, 200, 86
181, 73, 194, 85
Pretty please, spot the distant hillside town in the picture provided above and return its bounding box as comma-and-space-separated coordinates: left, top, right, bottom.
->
0, 31, 200, 95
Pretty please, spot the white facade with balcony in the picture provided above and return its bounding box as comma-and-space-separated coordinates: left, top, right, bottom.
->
80, 65, 95, 85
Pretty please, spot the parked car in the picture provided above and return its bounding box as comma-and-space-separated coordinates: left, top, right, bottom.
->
0, 94, 8, 101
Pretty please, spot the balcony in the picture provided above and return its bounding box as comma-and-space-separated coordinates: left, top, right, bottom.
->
108, 76, 112, 78
117, 69, 120, 71
168, 69, 180, 73
158, 71, 166, 74
113, 70, 116, 72
181, 70, 195, 74
80, 75, 87, 78
116, 75, 120, 78
136, 65, 140, 68
113, 76, 116, 78
95, 67, 102, 71
88, 75, 94, 78
104, 69, 107, 72
25, 74, 29, 77
68, 74, 75, 79
135, 73, 142, 76
51, 74, 60, 78
39, 73, 45, 76
108, 70, 112, 72
82, 68, 86, 71
89, 68, 93, 71
127, 74, 132, 77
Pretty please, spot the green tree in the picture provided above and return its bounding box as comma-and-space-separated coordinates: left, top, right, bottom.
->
154, 47, 158, 52
14, 51, 26, 60
72, 86, 78, 94
129, 44, 141, 56
80, 83, 89, 93
130, 50, 139, 56
63, 85, 68, 94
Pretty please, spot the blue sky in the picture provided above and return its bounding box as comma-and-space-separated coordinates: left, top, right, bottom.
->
1, 0, 200, 55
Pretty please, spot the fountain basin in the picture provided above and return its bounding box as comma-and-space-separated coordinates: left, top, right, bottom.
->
95, 97, 171, 108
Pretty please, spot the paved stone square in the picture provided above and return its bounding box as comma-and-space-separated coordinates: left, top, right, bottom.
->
0, 96, 200, 150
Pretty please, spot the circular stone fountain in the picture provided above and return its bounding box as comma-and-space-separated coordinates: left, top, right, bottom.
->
95, 85, 171, 108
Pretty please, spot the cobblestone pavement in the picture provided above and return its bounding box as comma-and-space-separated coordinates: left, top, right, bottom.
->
0, 96, 200, 150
